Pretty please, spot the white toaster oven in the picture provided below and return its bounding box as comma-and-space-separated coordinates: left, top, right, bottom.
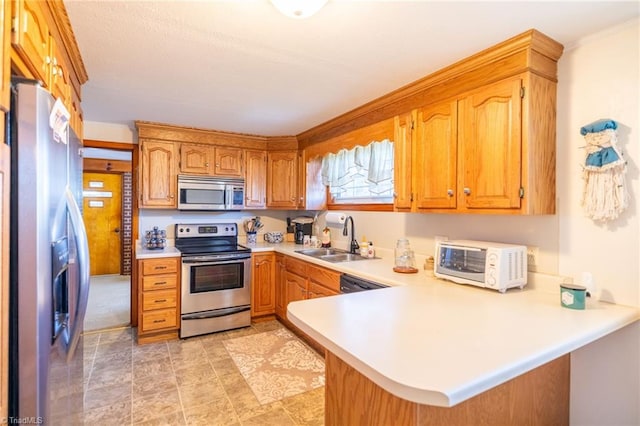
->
434, 240, 527, 292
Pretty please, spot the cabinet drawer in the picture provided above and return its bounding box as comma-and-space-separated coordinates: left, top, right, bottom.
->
142, 275, 177, 291
141, 309, 177, 332
307, 264, 341, 293
142, 257, 178, 275
286, 256, 307, 277
142, 290, 177, 311
307, 282, 339, 299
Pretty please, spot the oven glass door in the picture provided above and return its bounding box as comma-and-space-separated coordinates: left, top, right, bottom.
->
190, 262, 244, 293
182, 256, 251, 314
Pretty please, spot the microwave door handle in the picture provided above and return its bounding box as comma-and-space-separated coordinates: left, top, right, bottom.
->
225, 186, 232, 210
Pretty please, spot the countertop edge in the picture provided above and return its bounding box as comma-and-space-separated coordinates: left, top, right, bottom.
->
288, 296, 640, 408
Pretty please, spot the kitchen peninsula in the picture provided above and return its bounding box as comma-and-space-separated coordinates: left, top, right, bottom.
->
287, 272, 639, 425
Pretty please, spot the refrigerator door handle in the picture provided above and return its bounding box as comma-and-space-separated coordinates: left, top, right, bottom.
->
64, 187, 90, 361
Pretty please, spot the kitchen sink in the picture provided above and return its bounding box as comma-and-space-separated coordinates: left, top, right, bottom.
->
295, 248, 374, 263
295, 248, 348, 256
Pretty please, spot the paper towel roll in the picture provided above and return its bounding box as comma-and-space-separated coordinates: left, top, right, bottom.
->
325, 212, 347, 226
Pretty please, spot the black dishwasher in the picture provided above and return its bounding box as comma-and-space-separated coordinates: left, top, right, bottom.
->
340, 274, 388, 293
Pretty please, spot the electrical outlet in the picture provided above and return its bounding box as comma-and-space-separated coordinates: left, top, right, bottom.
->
527, 246, 539, 272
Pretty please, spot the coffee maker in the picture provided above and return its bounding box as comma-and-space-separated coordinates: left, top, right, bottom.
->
291, 217, 313, 244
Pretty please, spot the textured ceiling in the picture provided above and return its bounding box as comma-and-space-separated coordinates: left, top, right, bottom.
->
64, 1, 639, 137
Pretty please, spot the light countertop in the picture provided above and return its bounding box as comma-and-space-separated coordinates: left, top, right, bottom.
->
287, 279, 639, 407
135, 245, 181, 259
134, 238, 639, 408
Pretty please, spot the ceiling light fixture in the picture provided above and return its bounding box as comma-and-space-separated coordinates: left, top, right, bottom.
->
270, 0, 328, 19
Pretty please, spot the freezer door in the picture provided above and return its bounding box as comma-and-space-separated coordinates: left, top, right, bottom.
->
11, 82, 89, 423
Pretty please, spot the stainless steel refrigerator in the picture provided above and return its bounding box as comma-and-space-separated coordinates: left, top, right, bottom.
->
9, 80, 90, 424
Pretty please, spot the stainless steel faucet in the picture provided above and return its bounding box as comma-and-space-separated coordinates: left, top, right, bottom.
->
342, 215, 360, 254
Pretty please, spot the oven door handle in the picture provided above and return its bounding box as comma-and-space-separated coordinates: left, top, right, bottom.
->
182, 305, 250, 320
182, 256, 251, 264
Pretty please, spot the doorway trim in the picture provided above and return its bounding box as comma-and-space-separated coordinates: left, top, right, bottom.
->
83, 139, 139, 327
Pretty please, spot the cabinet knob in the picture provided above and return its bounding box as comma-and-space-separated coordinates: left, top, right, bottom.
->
463, 187, 471, 195
169, 194, 175, 199
291, 197, 296, 201
447, 189, 454, 197
205, 162, 209, 167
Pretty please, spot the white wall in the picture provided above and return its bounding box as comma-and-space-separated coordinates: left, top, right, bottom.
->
138, 209, 291, 244
556, 18, 640, 426
84, 121, 136, 143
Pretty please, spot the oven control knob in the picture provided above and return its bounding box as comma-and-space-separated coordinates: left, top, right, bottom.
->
179, 228, 183, 233
186, 228, 190, 233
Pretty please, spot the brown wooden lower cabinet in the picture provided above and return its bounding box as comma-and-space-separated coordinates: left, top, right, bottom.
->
137, 257, 180, 344
275, 255, 341, 354
251, 252, 276, 318
325, 351, 570, 426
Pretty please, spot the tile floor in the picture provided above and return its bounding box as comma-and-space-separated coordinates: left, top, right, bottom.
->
82, 320, 325, 425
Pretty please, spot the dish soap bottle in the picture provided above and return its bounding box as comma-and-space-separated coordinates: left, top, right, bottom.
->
360, 236, 369, 257
321, 227, 331, 248
367, 241, 375, 258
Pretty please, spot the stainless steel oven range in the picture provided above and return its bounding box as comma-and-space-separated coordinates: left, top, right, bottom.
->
175, 223, 251, 338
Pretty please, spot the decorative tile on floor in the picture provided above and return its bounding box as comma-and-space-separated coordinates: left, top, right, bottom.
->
81, 320, 326, 425
182, 398, 239, 426
83, 399, 131, 425
132, 388, 182, 424
132, 373, 178, 399
84, 381, 131, 411
282, 387, 325, 426
177, 379, 227, 410
242, 405, 297, 426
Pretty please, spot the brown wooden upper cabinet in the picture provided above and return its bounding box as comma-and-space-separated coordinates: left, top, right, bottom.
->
140, 140, 177, 208
244, 149, 267, 208
11, 0, 86, 136
402, 74, 554, 215
179, 143, 243, 177
266, 150, 298, 209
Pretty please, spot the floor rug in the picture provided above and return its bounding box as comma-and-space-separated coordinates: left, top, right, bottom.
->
223, 328, 325, 404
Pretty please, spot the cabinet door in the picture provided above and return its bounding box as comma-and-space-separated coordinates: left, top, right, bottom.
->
214, 147, 243, 177
180, 143, 211, 175
267, 151, 298, 208
285, 271, 307, 305
459, 78, 522, 209
415, 100, 458, 209
11, 0, 50, 85
275, 254, 286, 319
140, 141, 177, 208
244, 149, 266, 208
251, 253, 275, 317
393, 112, 414, 210
50, 41, 71, 108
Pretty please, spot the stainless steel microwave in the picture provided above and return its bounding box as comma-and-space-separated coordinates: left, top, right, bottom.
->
177, 175, 245, 211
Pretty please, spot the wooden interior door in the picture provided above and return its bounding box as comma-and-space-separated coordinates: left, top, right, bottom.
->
83, 172, 122, 275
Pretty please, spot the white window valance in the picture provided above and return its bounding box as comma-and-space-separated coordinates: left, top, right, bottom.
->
321, 139, 394, 201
